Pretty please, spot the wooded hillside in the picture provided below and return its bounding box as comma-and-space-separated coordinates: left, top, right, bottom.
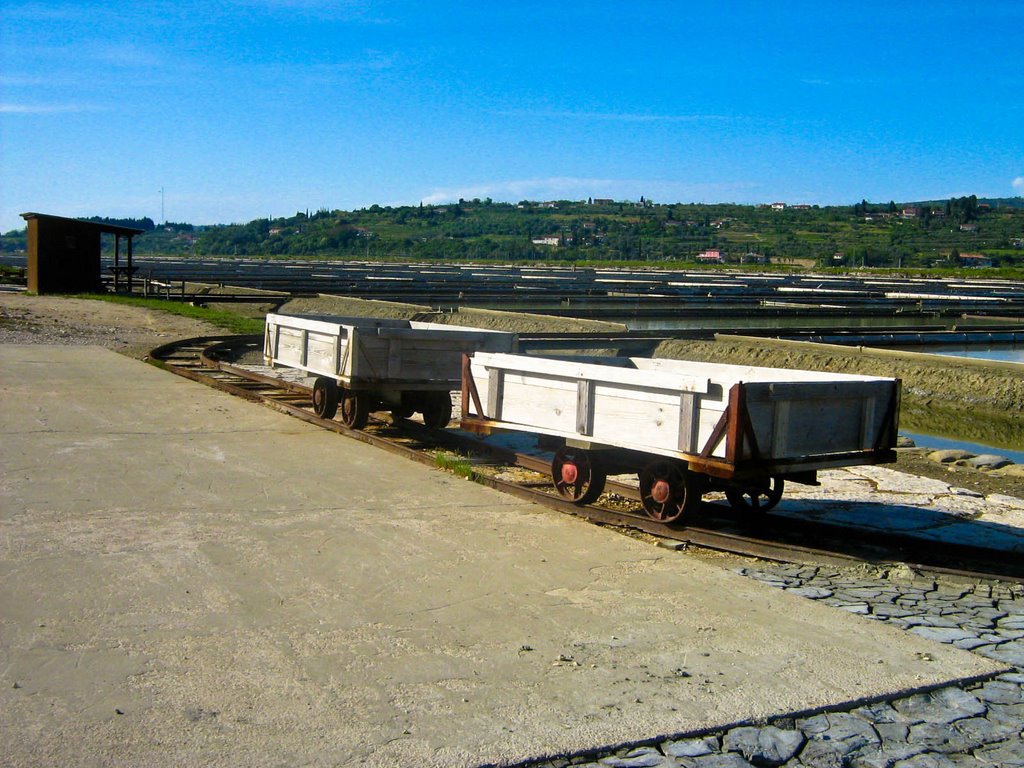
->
4, 196, 1023, 269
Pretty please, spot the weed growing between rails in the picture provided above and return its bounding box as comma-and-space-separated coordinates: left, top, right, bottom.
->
435, 450, 478, 481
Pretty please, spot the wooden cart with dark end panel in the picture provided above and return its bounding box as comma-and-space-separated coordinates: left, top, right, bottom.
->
460, 352, 900, 523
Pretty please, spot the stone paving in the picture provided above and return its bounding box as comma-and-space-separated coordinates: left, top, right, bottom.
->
523, 566, 1024, 767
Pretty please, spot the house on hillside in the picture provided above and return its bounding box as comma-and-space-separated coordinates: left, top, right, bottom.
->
531, 235, 561, 247
770, 202, 786, 211
959, 253, 993, 268
696, 249, 724, 263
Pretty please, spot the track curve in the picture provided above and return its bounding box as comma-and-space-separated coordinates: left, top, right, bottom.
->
148, 335, 1024, 582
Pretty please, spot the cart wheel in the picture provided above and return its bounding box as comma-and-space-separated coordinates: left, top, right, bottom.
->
725, 478, 785, 513
639, 460, 703, 524
339, 389, 370, 429
421, 392, 453, 429
312, 377, 339, 419
552, 447, 607, 505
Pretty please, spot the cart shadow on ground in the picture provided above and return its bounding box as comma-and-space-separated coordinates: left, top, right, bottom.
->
704, 493, 1024, 579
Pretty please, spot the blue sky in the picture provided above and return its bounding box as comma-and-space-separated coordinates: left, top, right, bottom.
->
1, 0, 1022, 232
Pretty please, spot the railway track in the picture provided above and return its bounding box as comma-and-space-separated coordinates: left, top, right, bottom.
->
148, 335, 1024, 583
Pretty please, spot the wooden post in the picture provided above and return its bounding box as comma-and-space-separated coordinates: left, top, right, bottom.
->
113, 234, 121, 292
461, 355, 471, 419
127, 236, 134, 294
725, 384, 744, 464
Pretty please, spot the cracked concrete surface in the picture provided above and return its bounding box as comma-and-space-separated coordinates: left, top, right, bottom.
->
0, 345, 1008, 768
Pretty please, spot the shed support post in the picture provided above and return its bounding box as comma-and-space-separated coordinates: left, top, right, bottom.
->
113, 235, 121, 292
127, 236, 134, 294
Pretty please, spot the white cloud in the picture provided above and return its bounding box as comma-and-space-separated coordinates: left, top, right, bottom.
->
0, 4, 80, 22
1013, 176, 1024, 192
420, 178, 605, 205
0, 103, 105, 114
416, 177, 762, 206
224, 0, 391, 22
88, 42, 165, 69
494, 109, 729, 124
0, 75, 58, 87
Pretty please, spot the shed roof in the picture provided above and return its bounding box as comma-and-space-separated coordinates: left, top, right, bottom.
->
21, 212, 146, 237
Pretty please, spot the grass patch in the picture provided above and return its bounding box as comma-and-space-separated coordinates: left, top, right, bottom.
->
434, 451, 478, 481
70, 293, 265, 335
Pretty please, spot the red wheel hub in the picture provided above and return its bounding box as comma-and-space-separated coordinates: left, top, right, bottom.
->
561, 463, 579, 484
651, 479, 671, 504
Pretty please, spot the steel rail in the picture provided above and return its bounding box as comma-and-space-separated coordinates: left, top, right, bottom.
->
148, 335, 1024, 583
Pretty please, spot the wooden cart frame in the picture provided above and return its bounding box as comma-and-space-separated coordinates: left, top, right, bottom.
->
264, 313, 516, 429
460, 352, 900, 523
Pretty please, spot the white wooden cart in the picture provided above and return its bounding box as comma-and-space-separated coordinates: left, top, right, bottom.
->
460, 352, 900, 523
264, 313, 516, 429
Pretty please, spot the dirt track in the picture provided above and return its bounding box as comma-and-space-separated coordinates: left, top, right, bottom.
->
0, 292, 224, 358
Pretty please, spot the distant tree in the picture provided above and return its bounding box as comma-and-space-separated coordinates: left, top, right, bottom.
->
87, 216, 155, 231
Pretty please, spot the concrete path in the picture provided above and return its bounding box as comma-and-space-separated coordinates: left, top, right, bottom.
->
0, 346, 1005, 768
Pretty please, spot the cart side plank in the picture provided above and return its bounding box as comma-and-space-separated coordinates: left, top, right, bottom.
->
470, 357, 731, 460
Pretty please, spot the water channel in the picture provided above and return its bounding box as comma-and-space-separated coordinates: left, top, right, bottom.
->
891, 343, 1024, 364
898, 431, 1024, 464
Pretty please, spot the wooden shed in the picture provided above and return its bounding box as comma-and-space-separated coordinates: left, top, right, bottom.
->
20, 212, 145, 295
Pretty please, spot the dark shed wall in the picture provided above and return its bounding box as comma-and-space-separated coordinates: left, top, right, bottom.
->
27, 217, 103, 294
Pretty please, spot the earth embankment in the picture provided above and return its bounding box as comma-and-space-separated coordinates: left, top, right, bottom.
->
279, 294, 628, 333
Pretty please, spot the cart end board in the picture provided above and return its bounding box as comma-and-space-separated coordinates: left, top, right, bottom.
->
738, 379, 901, 463
462, 352, 900, 477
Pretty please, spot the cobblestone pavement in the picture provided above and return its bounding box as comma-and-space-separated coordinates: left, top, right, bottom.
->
523, 566, 1024, 768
